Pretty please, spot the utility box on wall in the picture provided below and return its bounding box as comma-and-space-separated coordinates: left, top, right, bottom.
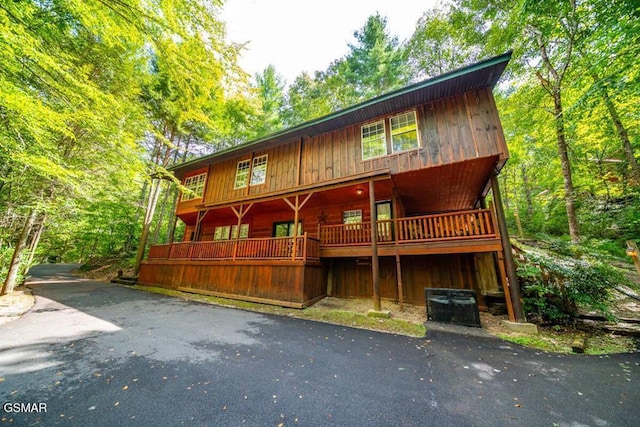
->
425, 288, 481, 327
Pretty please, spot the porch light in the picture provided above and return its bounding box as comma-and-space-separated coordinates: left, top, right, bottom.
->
356, 188, 364, 195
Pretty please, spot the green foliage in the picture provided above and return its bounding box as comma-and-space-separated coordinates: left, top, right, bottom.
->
517, 251, 626, 324
282, 13, 412, 126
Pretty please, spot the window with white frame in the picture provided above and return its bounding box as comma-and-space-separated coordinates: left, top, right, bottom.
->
343, 209, 363, 224
390, 111, 419, 153
234, 160, 251, 189
361, 110, 420, 160
181, 173, 207, 201
250, 155, 268, 186
361, 120, 387, 160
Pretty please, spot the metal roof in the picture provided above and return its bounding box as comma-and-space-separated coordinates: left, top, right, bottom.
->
172, 52, 512, 176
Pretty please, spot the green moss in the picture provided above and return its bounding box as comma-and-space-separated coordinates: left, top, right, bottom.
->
498, 330, 638, 355
132, 285, 425, 337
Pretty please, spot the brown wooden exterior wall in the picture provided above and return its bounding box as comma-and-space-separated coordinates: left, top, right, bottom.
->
200, 88, 506, 207
196, 199, 376, 242
331, 253, 499, 306
138, 259, 324, 308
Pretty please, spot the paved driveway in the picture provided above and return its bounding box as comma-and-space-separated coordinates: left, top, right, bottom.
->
0, 264, 638, 426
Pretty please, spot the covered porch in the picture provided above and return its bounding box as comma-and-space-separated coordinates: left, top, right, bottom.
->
140, 155, 516, 314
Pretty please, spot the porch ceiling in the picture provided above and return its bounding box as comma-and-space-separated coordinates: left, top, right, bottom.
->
179, 156, 499, 226
392, 156, 499, 213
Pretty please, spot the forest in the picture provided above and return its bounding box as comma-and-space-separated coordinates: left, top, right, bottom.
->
1, 0, 639, 319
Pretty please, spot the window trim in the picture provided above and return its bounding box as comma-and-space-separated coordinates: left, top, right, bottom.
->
181, 172, 207, 201
343, 209, 363, 224
360, 119, 387, 161
234, 159, 251, 189
360, 110, 420, 161
390, 110, 420, 154
250, 155, 268, 186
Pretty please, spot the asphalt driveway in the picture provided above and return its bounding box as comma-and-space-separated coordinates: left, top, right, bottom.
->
0, 264, 638, 426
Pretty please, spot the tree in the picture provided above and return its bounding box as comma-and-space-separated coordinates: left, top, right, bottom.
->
0, 0, 245, 289
407, 5, 483, 79
252, 65, 286, 137
283, 14, 411, 124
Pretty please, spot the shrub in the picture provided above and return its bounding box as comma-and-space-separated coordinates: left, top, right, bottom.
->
517, 252, 621, 325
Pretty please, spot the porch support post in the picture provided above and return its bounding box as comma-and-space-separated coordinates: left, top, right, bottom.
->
193, 210, 207, 242
395, 253, 403, 311
369, 180, 381, 311
293, 195, 300, 260
284, 194, 313, 260
491, 173, 525, 322
392, 188, 403, 311
231, 203, 253, 260
232, 204, 243, 260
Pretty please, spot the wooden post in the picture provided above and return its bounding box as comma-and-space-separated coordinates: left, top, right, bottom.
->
326, 259, 334, 296
627, 241, 640, 277
193, 210, 207, 242
391, 189, 404, 310
491, 173, 525, 322
395, 253, 404, 311
292, 195, 300, 260
369, 180, 381, 311
231, 203, 253, 261
284, 194, 313, 260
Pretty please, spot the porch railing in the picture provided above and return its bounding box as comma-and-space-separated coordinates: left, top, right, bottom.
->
319, 209, 497, 246
147, 233, 320, 262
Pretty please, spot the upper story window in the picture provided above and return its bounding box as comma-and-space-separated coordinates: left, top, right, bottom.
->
390, 111, 419, 152
182, 173, 207, 201
361, 120, 387, 160
234, 155, 268, 189
234, 160, 251, 189
250, 155, 268, 186
361, 110, 419, 160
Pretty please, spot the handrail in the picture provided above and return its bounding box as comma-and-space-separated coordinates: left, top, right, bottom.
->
146, 210, 498, 261
319, 209, 497, 246
147, 233, 319, 262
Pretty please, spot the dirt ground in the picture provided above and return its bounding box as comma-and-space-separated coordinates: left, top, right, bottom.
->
0, 287, 35, 326
312, 296, 510, 335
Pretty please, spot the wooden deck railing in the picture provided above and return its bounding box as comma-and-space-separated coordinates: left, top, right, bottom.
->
319, 209, 497, 246
147, 234, 320, 262
147, 210, 496, 262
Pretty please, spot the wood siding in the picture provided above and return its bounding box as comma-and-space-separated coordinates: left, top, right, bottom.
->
331, 253, 497, 306
197, 88, 505, 208
138, 259, 324, 308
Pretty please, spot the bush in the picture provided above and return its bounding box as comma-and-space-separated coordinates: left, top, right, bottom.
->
517, 252, 621, 325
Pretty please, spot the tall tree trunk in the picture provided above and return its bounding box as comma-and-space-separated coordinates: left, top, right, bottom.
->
521, 164, 534, 219
25, 213, 47, 268
151, 181, 169, 245
593, 73, 640, 185
553, 91, 580, 243
2, 209, 37, 295
134, 178, 162, 275
165, 188, 180, 243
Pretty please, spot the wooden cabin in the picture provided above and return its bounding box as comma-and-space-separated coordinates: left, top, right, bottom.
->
138, 53, 520, 319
